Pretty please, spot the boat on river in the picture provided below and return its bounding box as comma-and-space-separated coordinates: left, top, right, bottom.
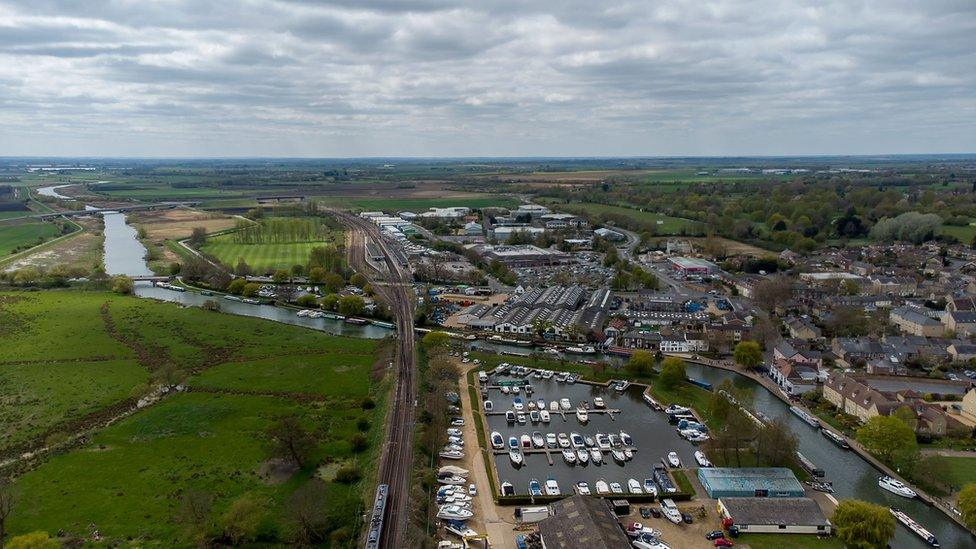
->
565, 345, 596, 355
879, 476, 917, 498
820, 427, 850, 449
790, 405, 821, 428
890, 508, 940, 547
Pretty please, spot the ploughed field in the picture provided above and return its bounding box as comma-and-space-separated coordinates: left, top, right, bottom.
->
0, 290, 386, 545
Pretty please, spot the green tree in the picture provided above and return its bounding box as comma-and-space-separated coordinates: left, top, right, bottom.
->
733, 341, 763, 369
658, 357, 686, 389
110, 275, 133, 295
285, 479, 328, 546
267, 416, 316, 467
755, 418, 798, 467
188, 227, 207, 247
349, 272, 367, 288
272, 269, 289, 283
856, 415, 918, 468
626, 350, 655, 376
291, 263, 304, 277
323, 272, 344, 293
235, 257, 251, 276
308, 267, 327, 283
337, 295, 365, 316
421, 331, 451, 355
220, 495, 263, 545
242, 282, 261, 298
831, 499, 895, 549
227, 278, 246, 295
296, 294, 318, 307
320, 293, 339, 310
959, 483, 976, 531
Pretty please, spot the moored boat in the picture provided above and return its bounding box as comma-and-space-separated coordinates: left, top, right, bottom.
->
879, 476, 917, 498
575, 481, 591, 495
620, 431, 633, 446
562, 448, 577, 465
520, 434, 532, 449
529, 410, 540, 422
484, 400, 493, 412
437, 505, 474, 520
570, 432, 585, 448
820, 427, 850, 449
577, 448, 589, 464
790, 405, 821, 428
660, 499, 682, 524
694, 451, 712, 468
532, 431, 545, 448
546, 433, 557, 447
491, 431, 504, 449
590, 448, 603, 464
539, 410, 551, 423
500, 481, 515, 496
890, 508, 939, 547
559, 398, 572, 410
611, 448, 627, 464
576, 408, 589, 423
609, 482, 623, 494
545, 477, 560, 496
557, 433, 571, 448
666, 452, 681, 468
628, 478, 643, 494
509, 449, 523, 466
595, 479, 610, 494
528, 478, 542, 496
643, 479, 658, 498
593, 396, 606, 408
505, 410, 516, 423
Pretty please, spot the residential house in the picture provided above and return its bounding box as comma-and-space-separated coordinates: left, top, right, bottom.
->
944, 311, 976, 337
621, 330, 662, 350
773, 340, 823, 370
832, 338, 885, 367
890, 306, 944, 337
948, 343, 976, 362
823, 374, 952, 436
785, 316, 822, 341
870, 275, 917, 297
771, 359, 819, 395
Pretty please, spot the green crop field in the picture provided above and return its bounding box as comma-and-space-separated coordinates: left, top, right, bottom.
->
0, 220, 61, 256
342, 195, 519, 211
201, 238, 331, 271
1, 290, 387, 545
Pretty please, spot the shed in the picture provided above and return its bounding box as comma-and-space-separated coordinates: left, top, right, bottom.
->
719, 497, 832, 535
537, 495, 630, 549
698, 468, 804, 498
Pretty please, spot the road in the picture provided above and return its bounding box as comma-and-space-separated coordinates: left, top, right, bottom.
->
334, 211, 417, 549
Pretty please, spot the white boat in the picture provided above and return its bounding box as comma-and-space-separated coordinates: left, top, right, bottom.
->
565, 345, 596, 354
694, 451, 712, 468
643, 479, 658, 497
557, 433, 571, 448
512, 385, 520, 395
593, 396, 606, 408
439, 475, 467, 485
516, 412, 526, 424
559, 398, 572, 410
628, 479, 643, 494
513, 397, 524, 411
620, 431, 633, 446
597, 434, 611, 451
536, 399, 546, 409
509, 449, 524, 466
506, 411, 516, 423
664, 404, 689, 414
527, 401, 536, 410
550, 401, 559, 412
540, 410, 551, 423
532, 431, 545, 448
562, 448, 577, 464
576, 408, 589, 423
546, 433, 557, 447
890, 507, 940, 547
444, 522, 478, 539
529, 479, 542, 496
590, 448, 603, 464
296, 309, 311, 317
660, 499, 682, 524
577, 448, 589, 464
609, 482, 623, 494
575, 481, 591, 495
595, 479, 610, 494
530, 410, 540, 422
584, 435, 596, 447
879, 476, 917, 498
612, 448, 627, 464
520, 434, 532, 449
790, 405, 821, 428
545, 477, 560, 496
500, 481, 514, 496
438, 465, 468, 476
491, 431, 505, 450
439, 449, 464, 460
623, 448, 634, 460
437, 505, 474, 520
501, 386, 510, 394
666, 452, 681, 468
570, 432, 585, 448
484, 400, 493, 412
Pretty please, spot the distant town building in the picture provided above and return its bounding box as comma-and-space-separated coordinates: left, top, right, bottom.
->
668, 257, 718, 279
594, 227, 626, 241
890, 306, 943, 337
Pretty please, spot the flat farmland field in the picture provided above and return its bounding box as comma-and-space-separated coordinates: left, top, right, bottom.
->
2, 290, 388, 545
551, 202, 704, 235
0, 220, 61, 257
201, 238, 329, 271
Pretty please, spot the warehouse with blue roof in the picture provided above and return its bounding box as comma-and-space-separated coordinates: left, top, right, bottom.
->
697, 468, 804, 498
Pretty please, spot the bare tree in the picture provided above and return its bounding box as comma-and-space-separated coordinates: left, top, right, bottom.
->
286, 479, 329, 546
267, 417, 316, 467
0, 479, 15, 546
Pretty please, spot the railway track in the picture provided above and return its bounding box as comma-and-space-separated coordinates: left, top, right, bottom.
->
334, 212, 416, 549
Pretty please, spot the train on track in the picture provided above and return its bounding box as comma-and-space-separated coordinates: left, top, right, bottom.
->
365, 484, 389, 549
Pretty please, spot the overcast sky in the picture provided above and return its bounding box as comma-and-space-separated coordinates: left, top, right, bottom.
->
0, 1, 973, 157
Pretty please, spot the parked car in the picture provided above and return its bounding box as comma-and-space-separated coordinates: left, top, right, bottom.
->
468, 483, 477, 496
639, 507, 651, 519
714, 539, 734, 547
706, 531, 725, 540
681, 513, 694, 524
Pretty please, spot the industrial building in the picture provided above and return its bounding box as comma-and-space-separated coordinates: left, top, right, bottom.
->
697, 468, 805, 499
536, 495, 630, 549
493, 225, 546, 242
473, 244, 572, 268
718, 497, 832, 535
668, 256, 718, 278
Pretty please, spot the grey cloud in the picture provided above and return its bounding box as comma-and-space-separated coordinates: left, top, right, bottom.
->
0, 0, 972, 156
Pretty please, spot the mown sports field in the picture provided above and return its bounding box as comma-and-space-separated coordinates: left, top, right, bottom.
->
201, 238, 331, 272
1, 290, 389, 546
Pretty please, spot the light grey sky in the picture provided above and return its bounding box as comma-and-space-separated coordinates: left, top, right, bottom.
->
0, 0, 973, 157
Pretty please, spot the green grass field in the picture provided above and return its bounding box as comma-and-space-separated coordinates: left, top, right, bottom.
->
738, 533, 843, 549
0, 211, 31, 220
932, 456, 976, 490
547, 201, 704, 235
2, 290, 386, 545
0, 220, 61, 256
939, 223, 976, 243
342, 196, 519, 211
201, 238, 330, 272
